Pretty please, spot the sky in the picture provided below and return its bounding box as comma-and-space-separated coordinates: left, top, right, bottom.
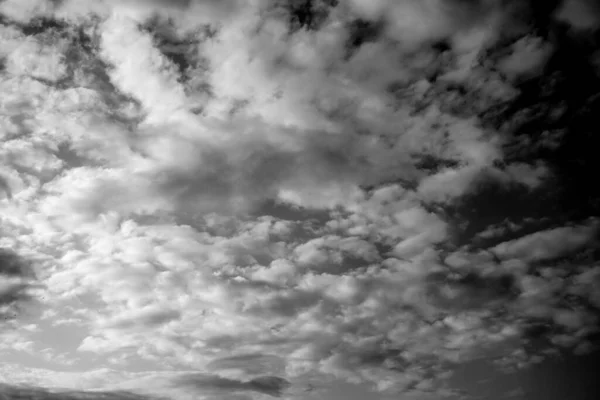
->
1, 0, 600, 399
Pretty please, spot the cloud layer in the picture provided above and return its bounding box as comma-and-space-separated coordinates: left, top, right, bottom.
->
1, 0, 600, 399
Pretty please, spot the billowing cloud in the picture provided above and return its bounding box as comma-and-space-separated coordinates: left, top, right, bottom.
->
1, 1, 599, 399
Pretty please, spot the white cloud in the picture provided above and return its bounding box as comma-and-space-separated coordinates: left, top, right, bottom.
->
99, 13, 188, 123
491, 220, 598, 262
5, 35, 68, 82
1, 1, 599, 399
0, 0, 57, 23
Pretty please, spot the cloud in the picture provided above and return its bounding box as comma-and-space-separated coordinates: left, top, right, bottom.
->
0, 0, 59, 23
0, 365, 297, 400
496, 35, 553, 80
1, 1, 600, 399
491, 220, 598, 262
346, 0, 497, 48
98, 305, 181, 331
0, 249, 37, 323
0, 383, 161, 400
173, 373, 291, 398
555, 0, 600, 30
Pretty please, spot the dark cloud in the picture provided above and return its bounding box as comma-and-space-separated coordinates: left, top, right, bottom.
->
0, 175, 11, 199
268, 0, 339, 32
19, 16, 68, 36
0, 384, 162, 400
555, 0, 600, 30
206, 353, 286, 376
173, 373, 291, 398
0, 249, 36, 323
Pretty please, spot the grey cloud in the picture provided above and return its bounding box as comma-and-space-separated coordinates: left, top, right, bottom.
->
140, 122, 372, 214
345, 0, 497, 48
104, 1, 554, 216
293, 235, 380, 272
0, 249, 37, 323
491, 220, 598, 262
119, 0, 239, 11
2, 0, 600, 398
555, 0, 600, 30
0, 384, 162, 400
496, 35, 553, 80
0, 0, 548, 220
424, 269, 519, 312
0, 175, 12, 199
207, 353, 286, 377
102, 307, 181, 330
245, 287, 322, 318
172, 373, 291, 398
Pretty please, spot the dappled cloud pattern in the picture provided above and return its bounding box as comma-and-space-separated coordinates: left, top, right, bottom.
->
1, 0, 600, 399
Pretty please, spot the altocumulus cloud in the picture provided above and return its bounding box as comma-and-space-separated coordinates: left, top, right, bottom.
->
1, 0, 600, 399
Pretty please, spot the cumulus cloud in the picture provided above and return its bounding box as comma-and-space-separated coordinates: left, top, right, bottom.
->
1, 0, 600, 399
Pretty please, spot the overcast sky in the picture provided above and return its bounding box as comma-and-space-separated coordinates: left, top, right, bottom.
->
1, 1, 600, 399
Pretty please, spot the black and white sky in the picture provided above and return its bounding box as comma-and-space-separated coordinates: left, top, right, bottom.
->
1, 0, 600, 399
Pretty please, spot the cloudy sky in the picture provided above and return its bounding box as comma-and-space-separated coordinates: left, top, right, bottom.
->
1, 0, 600, 399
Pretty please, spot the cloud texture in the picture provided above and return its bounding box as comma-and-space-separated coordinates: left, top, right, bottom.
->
1, 0, 600, 399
